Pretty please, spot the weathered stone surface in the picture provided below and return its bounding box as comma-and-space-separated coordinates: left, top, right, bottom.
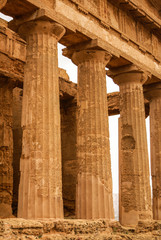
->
12, 73, 120, 218
2, 0, 161, 80
12, 88, 23, 216
60, 98, 77, 218
144, 83, 161, 220
0, 219, 161, 239
108, 65, 152, 226
0, 0, 161, 238
0, 23, 26, 85
0, 80, 13, 218
17, 20, 65, 219
72, 50, 114, 219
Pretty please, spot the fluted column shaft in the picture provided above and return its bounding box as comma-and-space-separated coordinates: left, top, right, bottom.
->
144, 83, 161, 220
72, 50, 114, 219
18, 20, 65, 219
0, 81, 13, 218
109, 65, 152, 225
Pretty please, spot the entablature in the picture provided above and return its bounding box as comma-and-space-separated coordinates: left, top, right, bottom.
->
0, 21, 26, 85
1, 0, 161, 83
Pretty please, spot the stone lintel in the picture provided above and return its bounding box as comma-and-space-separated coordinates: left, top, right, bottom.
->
62, 39, 119, 60
6, 2, 161, 80
0, 25, 26, 62
0, 70, 23, 88
1, 0, 161, 79
9, 8, 76, 34
109, 0, 161, 31
0, 55, 24, 88
3, 0, 161, 33
144, 82, 161, 100
0, 23, 26, 86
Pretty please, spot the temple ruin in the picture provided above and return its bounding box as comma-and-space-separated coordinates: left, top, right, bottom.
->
0, 0, 161, 239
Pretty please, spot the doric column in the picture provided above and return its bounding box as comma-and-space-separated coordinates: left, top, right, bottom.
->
0, 80, 13, 218
108, 65, 152, 226
72, 50, 114, 219
144, 82, 161, 220
18, 20, 65, 219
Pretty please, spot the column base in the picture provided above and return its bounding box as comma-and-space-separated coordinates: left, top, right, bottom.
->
76, 173, 114, 220
18, 196, 64, 219
119, 207, 152, 226
0, 203, 13, 218
153, 198, 161, 220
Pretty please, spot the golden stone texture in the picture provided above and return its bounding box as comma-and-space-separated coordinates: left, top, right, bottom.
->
0, 81, 13, 218
1, 0, 161, 235
72, 50, 114, 219
109, 65, 152, 225
17, 20, 65, 219
144, 83, 161, 220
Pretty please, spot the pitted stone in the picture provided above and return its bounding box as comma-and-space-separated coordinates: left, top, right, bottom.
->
72, 49, 111, 66
72, 49, 114, 220
108, 65, 152, 226
19, 20, 66, 41
18, 20, 65, 219
144, 82, 161, 220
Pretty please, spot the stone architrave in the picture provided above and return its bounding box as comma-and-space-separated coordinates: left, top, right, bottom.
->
72, 50, 114, 219
18, 20, 65, 219
144, 82, 161, 220
108, 65, 152, 226
0, 80, 13, 218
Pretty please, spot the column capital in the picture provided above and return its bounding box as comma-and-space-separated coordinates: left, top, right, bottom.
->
107, 64, 151, 85
144, 82, 161, 101
18, 20, 65, 41
72, 49, 111, 66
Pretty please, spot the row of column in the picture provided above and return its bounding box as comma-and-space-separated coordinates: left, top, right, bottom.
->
1, 18, 161, 225
17, 20, 114, 220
